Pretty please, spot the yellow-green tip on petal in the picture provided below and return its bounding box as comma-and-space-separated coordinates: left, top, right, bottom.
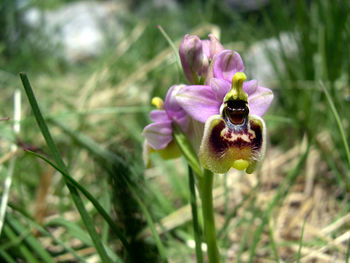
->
151, 97, 164, 110
143, 140, 181, 168
224, 72, 248, 102
232, 159, 249, 171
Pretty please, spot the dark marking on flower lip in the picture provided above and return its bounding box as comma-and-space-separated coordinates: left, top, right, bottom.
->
209, 118, 263, 157
249, 120, 262, 150
223, 100, 249, 128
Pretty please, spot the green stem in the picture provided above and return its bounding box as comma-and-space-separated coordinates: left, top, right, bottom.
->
199, 169, 220, 263
188, 166, 203, 263
321, 81, 350, 169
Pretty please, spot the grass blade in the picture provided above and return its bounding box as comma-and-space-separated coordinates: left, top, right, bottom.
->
123, 177, 169, 263
296, 219, 306, 263
0, 89, 21, 235
188, 166, 203, 263
268, 218, 280, 263
248, 142, 310, 262
6, 215, 55, 263
157, 25, 182, 71
0, 249, 17, 263
346, 234, 350, 263
2, 225, 39, 263
218, 183, 259, 238
8, 204, 86, 262
321, 81, 350, 169
19, 73, 113, 263
25, 150, 130, 251
48, 119, 164, 262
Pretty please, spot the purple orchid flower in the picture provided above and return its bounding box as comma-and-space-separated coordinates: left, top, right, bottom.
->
177, 49, 273, 174
176, 49, 274, 123
179, 34, 224, 84
142, 85, 188, 151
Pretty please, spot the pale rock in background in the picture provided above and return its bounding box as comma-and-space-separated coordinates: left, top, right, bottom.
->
25, 1, 125, 62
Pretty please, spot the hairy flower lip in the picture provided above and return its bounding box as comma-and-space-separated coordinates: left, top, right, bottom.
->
199, 114, 266, 174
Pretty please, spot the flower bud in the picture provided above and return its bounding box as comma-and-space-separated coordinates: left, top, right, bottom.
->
179, 34, 209, 84
201, 34, 224, 61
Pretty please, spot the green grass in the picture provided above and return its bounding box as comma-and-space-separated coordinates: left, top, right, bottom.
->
1, 0, 350, 262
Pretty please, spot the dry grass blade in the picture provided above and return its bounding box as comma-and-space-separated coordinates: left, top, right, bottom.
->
139, 139, 305, 239
87, 23, 221, 109
0, 89, 21, 235
0, 149, 20, 166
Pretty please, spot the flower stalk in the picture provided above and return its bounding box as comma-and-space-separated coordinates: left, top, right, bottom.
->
198, 169, 220, 263
188, 166, 204, 263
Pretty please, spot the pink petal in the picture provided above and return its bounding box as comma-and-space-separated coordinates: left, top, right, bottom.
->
213, 50, 244, 82
210, 78, 231, 102
201, 34, 224, 59
243, 80, 258, 96
149, 110, 170, 122
176, 85, 221, 123
164, 85, 185, 115
208, 34, 225, 58
164, 85, 188, 131
248, 86, 274, 116
142, 121, 173, 150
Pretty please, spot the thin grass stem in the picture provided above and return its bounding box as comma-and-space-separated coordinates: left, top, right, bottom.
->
296, 219, 306, 263
157, 25, 182, 71
346, 234, 350, 263
321, 81, 350, 169
0, 89, 21, 235
188, 166, 203, 263
268, 219, 280, 263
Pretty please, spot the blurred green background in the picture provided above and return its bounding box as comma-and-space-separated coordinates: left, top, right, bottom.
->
0, 0, 349, 262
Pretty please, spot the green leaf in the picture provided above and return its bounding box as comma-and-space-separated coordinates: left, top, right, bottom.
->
2, 224, 39, 263
25, 150, 130, 252
19, 73, 113, 263
7, 204, 86, 262
46, 218, 122, 263
5, 214, 55, 263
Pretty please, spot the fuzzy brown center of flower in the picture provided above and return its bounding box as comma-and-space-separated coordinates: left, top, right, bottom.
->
224, 100, 249, 125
